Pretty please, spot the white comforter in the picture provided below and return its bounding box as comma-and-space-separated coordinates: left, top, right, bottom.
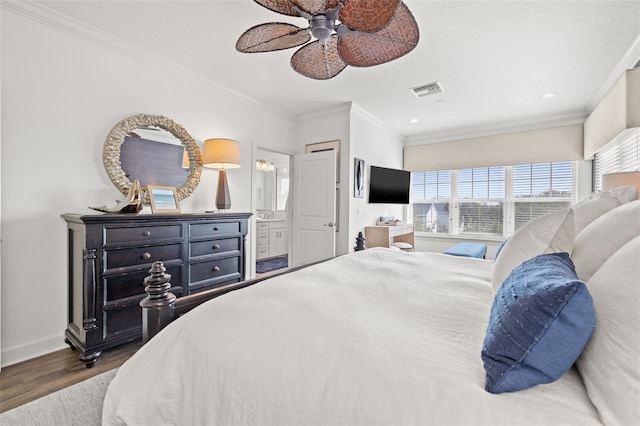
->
103, 248, 601, 425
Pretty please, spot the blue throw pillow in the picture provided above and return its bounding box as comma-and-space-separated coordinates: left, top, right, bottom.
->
481, 252, 595, 394
494, 237, 510, 260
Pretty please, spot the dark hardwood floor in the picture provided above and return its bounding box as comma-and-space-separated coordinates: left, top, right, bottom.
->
0, 339, 142, 413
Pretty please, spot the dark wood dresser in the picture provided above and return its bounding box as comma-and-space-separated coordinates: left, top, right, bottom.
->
61, 212, 251, 366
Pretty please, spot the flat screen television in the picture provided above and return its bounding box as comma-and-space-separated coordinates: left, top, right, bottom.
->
368, 166, 410, 204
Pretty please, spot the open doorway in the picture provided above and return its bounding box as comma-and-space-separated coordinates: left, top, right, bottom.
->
253, 148, 292, 278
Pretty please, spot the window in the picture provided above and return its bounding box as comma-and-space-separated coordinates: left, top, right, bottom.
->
594, 129, 639, 190
409, 161, 576, 238
458, 167, 505, 235
411, 171, 451, 233
512, 162, 573, 231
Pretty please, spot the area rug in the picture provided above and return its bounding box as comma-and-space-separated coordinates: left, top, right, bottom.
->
256, 256, 288, 274
0, 368, 117, 426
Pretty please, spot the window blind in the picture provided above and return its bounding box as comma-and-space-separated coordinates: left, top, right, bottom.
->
594, 128, 640, 191
404, 124, 583, 171
410, 161, 575, 237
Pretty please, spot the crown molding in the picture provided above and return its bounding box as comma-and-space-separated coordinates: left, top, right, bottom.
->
587, 33, 640, 114
350, 104, 403, 140
1, 0, 297, 123
403, 111, 587, 146
297, 103, 352, 123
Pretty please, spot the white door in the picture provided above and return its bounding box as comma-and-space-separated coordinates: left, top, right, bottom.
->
291, 150, 337, 266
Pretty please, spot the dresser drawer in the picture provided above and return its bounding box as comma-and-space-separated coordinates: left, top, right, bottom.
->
189, 256, 241, 284
104, 265, 182, 302
256, 222, 269, 230
190, 237, 241, 258
105, 244, 182, 270
103, 305, 142, 339
190, 222, 241, 238
105, 225, 182, 245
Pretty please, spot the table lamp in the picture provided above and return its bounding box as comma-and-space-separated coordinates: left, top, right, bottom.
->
601, 171, 640, 193
202, 138, 241, 210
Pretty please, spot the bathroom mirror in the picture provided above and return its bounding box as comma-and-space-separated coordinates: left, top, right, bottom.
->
255, 150, 290, 212
103, 114, 202, 205
256, 168, 275, 211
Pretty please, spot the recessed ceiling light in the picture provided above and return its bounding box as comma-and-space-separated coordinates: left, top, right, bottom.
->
408, 118, 420, 124
435, 99, 444, 104
540, 93, 557, 100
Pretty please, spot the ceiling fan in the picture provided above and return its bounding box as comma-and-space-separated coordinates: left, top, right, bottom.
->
236, 0, 420, 80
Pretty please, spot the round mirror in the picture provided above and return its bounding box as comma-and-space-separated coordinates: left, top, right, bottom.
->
103, 114, 202, 205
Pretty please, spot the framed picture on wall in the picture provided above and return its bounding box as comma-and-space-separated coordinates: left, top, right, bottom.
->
354, 158, 365, 198
147, 185, 180, 213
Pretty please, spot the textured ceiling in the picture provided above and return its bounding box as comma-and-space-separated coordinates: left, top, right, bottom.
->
35, 0, 640, 142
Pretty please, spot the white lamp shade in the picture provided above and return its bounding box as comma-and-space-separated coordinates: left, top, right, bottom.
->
601, 171, 640, 192
202, 138, 241, 169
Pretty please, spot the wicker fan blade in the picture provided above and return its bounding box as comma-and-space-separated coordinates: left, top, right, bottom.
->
293, 0, 329, 15
236, 23, 311, 53
254, 0, 300, 17
338, 2, 418, 67
327, 0, 400, 33
290, 36, 347, 80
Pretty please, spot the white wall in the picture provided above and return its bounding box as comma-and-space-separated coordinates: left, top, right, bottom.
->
349, 107, 405, 250
0, 7, 298, 366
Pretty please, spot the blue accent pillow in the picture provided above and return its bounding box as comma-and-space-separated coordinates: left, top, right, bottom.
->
494, 237, 510, 260
481, 252, 595, 394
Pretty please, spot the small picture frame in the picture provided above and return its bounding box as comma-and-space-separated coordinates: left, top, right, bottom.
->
147, 185, 180, 213
354, 158, 365, 198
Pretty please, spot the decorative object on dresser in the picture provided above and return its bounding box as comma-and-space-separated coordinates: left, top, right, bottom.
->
147, 185, 180, 213
89, 179, 143, 214
103, 114, 202, 205
202, 138, 241, 211
61, 212, 251, 367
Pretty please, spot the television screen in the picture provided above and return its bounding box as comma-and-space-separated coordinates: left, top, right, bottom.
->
368, 166, 410, 204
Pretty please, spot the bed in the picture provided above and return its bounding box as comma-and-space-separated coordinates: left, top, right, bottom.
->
102, 187, 639, 426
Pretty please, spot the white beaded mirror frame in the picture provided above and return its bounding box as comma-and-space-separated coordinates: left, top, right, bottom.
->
103, 114, 203, 205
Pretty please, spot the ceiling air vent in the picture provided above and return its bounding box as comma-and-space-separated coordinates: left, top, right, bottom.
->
411, 81, 443, 98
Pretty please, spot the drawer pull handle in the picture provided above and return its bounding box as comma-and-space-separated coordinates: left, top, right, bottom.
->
142, 231, 151, 236
212, 244, 220, 250
213, 226, 219, 231
213, 266, 221, 272
142, 252, 151, 260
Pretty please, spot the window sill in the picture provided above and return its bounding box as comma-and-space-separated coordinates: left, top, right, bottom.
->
415, 232, 505, 243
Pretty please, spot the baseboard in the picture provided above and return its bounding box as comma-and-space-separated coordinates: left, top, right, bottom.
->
1, 336, 67, 368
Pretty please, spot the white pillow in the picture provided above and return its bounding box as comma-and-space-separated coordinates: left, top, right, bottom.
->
491, 208, 575, 292
571, 199, 640, 281
610, 184, 638, 204
576, 236, 640, 426
571, 192, 621, 235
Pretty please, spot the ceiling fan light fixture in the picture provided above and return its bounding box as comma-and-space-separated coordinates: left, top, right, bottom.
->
237, 0, 419, 80
310, 15, 334, 43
